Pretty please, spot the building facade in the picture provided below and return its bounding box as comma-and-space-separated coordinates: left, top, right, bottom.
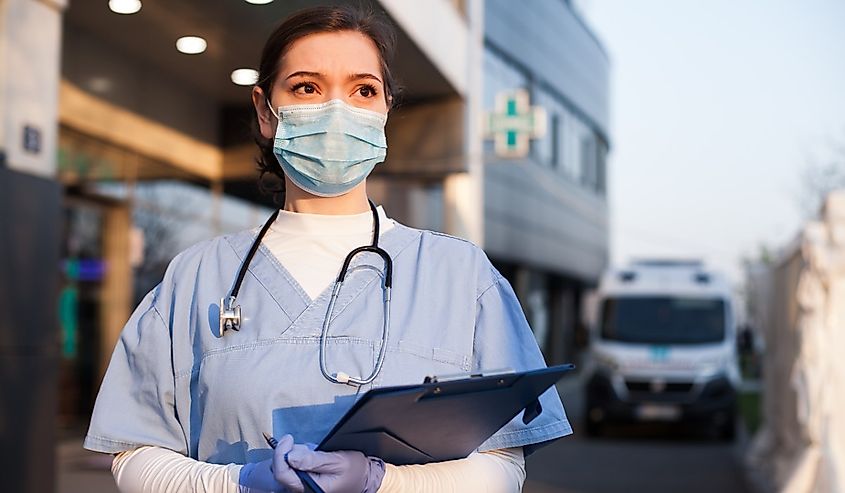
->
482, 0, 610, 364
0, 1, 607, 490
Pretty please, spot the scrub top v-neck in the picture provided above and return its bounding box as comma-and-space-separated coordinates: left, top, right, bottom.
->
261, 205, 395, 302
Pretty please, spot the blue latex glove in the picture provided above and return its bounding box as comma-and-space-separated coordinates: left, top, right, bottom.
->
238, 434, 295, 492
272, 441, 386, 493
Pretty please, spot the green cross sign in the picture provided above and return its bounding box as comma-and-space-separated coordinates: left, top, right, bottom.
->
484, 89, 547, 158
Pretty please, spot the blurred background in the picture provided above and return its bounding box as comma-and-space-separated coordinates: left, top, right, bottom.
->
1, 0, 844, 492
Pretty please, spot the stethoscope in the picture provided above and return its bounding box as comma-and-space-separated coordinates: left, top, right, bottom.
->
219, 200, 392, 387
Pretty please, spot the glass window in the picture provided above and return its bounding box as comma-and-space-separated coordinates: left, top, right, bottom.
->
596, 140, 608, 195
565, 112, 587, 183
483, 49, 528, 110
532, 88, 565, 169
130, 181, 271, 302
482, 49, 608, 198
580, 132, 596, 190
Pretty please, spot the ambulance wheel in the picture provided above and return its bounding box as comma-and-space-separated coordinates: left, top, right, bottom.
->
714, 411, 737, 441
719, 418, 736, 441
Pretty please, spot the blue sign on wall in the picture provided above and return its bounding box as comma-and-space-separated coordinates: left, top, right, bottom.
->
23, 125, 42, 154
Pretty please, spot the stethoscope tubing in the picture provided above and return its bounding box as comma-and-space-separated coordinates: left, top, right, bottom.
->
319, 281, 391, 386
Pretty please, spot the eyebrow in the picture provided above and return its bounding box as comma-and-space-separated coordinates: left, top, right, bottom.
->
285, 71, 323, 80
284, 71, 383, 84
349, 72, 383, 84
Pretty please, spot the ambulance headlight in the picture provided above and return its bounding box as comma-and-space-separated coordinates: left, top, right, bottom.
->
594, 354, 620, 373
698, 355, 730, 378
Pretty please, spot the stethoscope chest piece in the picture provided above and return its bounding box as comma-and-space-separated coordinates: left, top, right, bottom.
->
218, 296, 242, 337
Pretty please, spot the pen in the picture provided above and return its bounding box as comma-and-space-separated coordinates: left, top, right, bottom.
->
262, 432, 325, 493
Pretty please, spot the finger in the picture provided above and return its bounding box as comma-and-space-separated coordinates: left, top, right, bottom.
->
271, 435, 294, 469
277, 434, 295, 453
304, 442, 318, 451
272, 436, 304, 492
272, 436, 294, 466
287, 448, 342, 473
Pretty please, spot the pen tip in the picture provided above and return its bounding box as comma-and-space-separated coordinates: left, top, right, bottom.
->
262, 431, 271, 440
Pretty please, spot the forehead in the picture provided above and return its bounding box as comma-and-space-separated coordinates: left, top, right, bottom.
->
281, 30, 382, 76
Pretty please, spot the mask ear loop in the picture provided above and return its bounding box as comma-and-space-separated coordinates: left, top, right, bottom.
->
265, 94, 280, 120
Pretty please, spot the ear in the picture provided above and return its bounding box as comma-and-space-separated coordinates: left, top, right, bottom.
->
252, 86, 276, 140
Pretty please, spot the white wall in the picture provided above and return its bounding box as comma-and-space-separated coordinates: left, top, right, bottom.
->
0, 0, 66, 178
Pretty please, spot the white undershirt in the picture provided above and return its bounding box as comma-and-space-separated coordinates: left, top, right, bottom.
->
110, 207, 526, 491
261, 206, 395, 300
112, 445, 525, 492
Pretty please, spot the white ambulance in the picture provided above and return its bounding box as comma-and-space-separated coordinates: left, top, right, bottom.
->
584, 260, 739, 439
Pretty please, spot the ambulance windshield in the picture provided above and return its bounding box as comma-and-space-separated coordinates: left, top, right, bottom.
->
600, 296, 726, 344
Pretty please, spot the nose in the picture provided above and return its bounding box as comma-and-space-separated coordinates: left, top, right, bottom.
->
325, 86, 347, 103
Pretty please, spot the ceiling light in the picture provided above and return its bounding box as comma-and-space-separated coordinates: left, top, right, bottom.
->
231, 68, 259, 86
89, 77, 113, 93
109, 0, 142, 14
244, 0, 274, 4
176, 36, 207, 55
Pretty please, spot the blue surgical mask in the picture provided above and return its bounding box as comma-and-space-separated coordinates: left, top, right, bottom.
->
268, 99, 388, 197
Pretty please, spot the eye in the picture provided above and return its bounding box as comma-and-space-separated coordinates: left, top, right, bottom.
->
291, 82, 318, 95
356, 84, 378, 98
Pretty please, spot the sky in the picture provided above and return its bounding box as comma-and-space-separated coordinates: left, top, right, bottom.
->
571, 0, 845, 284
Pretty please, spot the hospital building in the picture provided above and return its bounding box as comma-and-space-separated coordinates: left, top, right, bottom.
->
0, 0, 609, 490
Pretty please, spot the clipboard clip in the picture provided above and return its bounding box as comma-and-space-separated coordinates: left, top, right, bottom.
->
423, 368, 515, 384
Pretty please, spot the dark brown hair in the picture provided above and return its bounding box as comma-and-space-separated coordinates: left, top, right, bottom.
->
252, 4, 399, 203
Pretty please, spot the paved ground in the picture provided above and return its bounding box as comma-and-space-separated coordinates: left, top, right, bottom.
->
522, 425, 750, 493
57, 374, 751, 493
522, 374, 751, 493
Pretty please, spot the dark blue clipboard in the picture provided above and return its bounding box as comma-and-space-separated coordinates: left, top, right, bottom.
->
316, 364, 575, 465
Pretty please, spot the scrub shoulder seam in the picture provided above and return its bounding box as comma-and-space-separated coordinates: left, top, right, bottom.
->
476, 272, 505, 302
425, 230, 479, 246
166, 234, 233, 276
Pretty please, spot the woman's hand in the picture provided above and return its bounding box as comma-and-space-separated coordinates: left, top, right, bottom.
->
272, 437, 386, 493
238, 434, 296, 492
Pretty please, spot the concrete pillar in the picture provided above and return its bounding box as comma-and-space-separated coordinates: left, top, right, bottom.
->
100, 204, 132, 385
443, 0, 484, 244
1, 0, 65, 178
0, 1, 66, 492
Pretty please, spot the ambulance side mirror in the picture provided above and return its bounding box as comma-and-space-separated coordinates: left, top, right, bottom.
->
736, 325, 755, 355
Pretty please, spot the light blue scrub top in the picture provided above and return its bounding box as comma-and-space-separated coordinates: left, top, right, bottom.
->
84, 222, 572, 464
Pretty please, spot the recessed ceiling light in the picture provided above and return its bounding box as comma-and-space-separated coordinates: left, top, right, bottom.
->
231, 68, 259, 86
89, 77, 113, 93
176, 36, 207, 55
109, 0, 142, 14
244, 0, 274, 4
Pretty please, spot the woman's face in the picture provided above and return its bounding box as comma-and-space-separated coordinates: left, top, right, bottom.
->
254, 30, 389, 139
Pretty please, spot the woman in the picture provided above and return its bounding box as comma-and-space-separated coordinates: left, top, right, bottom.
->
85, 5, 571, 492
